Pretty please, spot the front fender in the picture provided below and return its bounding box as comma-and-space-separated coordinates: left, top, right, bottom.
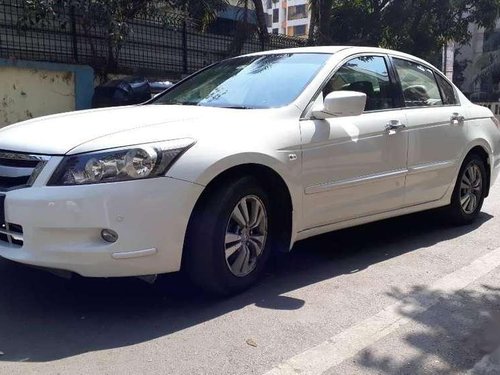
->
168, 150, 304, 248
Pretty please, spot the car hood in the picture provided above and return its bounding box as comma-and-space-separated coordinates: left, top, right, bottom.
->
0, 105, 245, 155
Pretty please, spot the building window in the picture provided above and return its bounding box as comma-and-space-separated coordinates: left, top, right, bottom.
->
293, 24, 307, 36
288, 5, 307, 20
267, 0, 272, 9
266, 14, 272, 27
272, 28, 279, 34
272, 9, 279, 23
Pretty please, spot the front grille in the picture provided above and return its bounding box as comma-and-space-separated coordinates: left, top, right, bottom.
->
0, 151, 50, 191
0, 223, 23, 247
0, 151, 49, 248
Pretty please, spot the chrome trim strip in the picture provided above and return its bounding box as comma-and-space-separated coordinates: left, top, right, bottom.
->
0, 151, 51, 189
305, 168, 407, 195
112, 248, 158, 260
408, 160, 456, 174
0, 228, 23, 242
27, 160, 49, 186
404, 121, 450, 131
0, 151, 50, 162
0, 165, 34, 178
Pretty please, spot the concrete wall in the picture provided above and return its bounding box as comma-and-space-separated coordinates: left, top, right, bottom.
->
0, 59, 94, 128
0, 66, 75, 127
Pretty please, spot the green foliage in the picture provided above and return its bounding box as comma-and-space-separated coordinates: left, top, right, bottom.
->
167, 0, 229, 30
452, 48, 470, 89
20, 0, 231, 76
21, 1, 170, 72
473, 30, 500, 86
20, 0, 270, 72
309, 0, 500, 62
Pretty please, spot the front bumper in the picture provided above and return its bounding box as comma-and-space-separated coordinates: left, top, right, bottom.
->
0, 176, 203, 277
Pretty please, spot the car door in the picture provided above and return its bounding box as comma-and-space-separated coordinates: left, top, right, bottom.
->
300, 55, 408, 230
391, 57, 468, 206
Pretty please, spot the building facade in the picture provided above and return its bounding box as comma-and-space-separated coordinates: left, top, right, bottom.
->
455, 19, 500, 100
263, 0, 310, 38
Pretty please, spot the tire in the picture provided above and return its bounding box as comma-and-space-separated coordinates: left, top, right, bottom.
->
184, 176, 276, 296
445, 153, 487, 225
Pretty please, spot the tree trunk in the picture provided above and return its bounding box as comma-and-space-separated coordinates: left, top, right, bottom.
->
228, 0, 252, 56
308, 0, 319, 45
318, 0, 332, 45
308, 0, 332, 45
252, 0, 269, 48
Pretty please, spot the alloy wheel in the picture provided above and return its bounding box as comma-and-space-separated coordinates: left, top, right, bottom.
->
459, 162, 483, 215
224, 195, 268, 277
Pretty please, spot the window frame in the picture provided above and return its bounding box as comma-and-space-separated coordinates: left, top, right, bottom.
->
389, 55, 461, 109
434, 72, 459, 106
302, 53, 404, 119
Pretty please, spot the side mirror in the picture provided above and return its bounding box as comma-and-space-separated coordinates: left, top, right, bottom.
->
312, 91, 367, 119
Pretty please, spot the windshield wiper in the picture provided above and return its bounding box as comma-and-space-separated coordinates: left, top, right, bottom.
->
155, 102, 255, 109
177, 101, 201, 106
204, 104, 255, 109
222, 105, 253, 109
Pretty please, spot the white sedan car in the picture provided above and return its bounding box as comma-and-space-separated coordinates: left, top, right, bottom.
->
0, 47, 499, 295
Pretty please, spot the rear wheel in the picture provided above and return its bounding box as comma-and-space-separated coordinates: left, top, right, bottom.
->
184, 176, 275, 295
445, 153, 487, 225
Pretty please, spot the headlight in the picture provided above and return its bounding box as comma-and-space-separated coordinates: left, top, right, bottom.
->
48, 139, 195, 186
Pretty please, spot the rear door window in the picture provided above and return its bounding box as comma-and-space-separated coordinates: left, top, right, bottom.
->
435, 74, 459, 105
393, 58, 443, 107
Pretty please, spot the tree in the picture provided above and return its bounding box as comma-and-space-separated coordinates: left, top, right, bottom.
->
22, 0, 164, 76
21, 0, 233, 79
308, 0, 333, 45
21, 0, 269, 74
167, 0, 229, 30
308, 0, 500, 63
227, 0, 270, 56
473, 30, 500, 95
453, 48, 470, 90
252, 0, 270, 46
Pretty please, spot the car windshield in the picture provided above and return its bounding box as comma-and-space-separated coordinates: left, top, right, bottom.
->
151, 53, 331, 109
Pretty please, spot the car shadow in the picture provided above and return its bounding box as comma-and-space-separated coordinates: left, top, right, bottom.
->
0, 210, 493, 363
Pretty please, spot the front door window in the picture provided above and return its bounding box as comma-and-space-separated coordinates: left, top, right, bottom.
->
323, 56, 396, 111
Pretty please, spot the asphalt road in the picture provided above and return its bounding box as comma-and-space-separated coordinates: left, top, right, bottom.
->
1, 185, 500, 375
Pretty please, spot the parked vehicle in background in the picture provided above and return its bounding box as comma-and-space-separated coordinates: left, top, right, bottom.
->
0, 47, 499, 295
149, 81, 174, 97
92, 77, 173, 108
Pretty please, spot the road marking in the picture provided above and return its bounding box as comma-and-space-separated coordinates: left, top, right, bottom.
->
264, 246, 500, 375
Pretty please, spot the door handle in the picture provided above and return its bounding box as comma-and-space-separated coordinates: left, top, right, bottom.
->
451, 113, 465, 125
385, 120, 406, 132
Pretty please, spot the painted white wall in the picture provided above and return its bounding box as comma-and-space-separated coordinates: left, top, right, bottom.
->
0, 66, 75, 128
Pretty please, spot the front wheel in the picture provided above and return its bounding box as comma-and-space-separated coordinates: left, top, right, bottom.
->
445, 153, 487, 225
184, 176, 275, 295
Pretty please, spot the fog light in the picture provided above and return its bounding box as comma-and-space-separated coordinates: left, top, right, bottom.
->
101, 229, 118, 243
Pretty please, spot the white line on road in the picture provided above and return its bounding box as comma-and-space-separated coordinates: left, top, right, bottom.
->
264, 246, 500, 375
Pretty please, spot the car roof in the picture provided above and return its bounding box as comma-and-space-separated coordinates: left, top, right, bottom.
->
243, 46, 431, 66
